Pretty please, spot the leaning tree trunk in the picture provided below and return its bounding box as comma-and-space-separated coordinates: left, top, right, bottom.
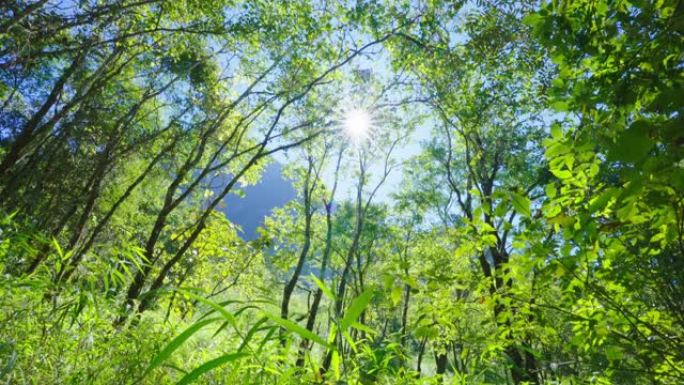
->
297, 147, 343, 367
280, 160, 314, 345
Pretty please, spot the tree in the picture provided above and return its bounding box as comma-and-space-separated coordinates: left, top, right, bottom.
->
527, 0, 684, 382
1, 1, 682, 384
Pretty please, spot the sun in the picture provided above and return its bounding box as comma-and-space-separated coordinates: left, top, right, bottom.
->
342, 107, 373, 143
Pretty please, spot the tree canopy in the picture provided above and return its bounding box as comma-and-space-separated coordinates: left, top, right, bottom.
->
0, 1, 682, 384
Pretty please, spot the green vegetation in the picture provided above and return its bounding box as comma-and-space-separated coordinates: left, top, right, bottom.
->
1, 1, 682, 384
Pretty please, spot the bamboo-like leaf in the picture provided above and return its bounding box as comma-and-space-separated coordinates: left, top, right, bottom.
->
181, 291, 238, 330
162, 363, 188, 374
342, 329, 357, 352
234, 304, 260, 317
350, 321, 376, 335
257, 327, 278, 354
208, 305, 260, 338
331, 350, 341, 380
327, 323, 337, 345
146, 317, 221, 374
211, 320, 230, 339
196, 299, 242, 322
51, 237, 64, 260
237, 317, 268, 352
126, 252, 145, 273
310, 274, 335, 300
339, 287, 374, 330
176, 352, 248, 385
264, 313, 332, 349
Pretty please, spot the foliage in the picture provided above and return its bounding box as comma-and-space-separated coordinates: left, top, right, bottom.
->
0, 1, 682, 384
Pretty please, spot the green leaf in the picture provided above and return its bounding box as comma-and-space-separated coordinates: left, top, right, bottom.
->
607, 121, 654, 163
257, 327, 278, 354
176, 353, 248, 385
390, 285, 403, 305
310, 274, 335, 300
605, 346, 623, 362
414, 325, 438, 339
482, 233, 498, 246
51, 238, 65, 260
264, 313, 332, 349
340, 287, 374, 330
522, 13, 544, 28
237, 317, 268, 352
350, 321, 376, 335
181, 291, 239, 331
331, 350, 341, 380
550, 100, 569, 111
511, 192, 531, 218
545, 184, 557, 199
146, 317, 221, 375
545, 141, 571, 158
595, 1, 608, 15
550, 168, 573, 180
342, 329, 356, 351
588, 188, 616, 212
161, 363, 188, 374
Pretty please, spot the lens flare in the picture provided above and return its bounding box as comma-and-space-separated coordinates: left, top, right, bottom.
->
342, 107, 372, 143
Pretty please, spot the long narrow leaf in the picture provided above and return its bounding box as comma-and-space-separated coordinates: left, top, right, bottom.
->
310, 274, 335, 300
146, 317, 221, 374
350, 321, 376, 335
257, 327, 278, 354
238, 317, 268, 352
181, 291, 238, 330
264, 313, 332, 349
211, 306, 261, 338
196, 299, 243, 321
161, 363, 188, 374
176, 352, 248, 385
339, 287, 374, 330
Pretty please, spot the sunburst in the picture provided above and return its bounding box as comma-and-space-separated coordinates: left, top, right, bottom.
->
339, 105, 375, 145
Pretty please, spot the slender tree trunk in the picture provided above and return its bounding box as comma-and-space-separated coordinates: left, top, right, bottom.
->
136, 138, 296, 314
0, 50, 86, 180
400, 232, 412, 353
416, 337, 427, 376
488, 245, 539, 385
122, 142, 203, 312
400, 284, 411, 349
122, 123, 218, 314
280, 160, 314, 345
321, 204, 363, 372
296, 146, 343, 366
1, 45, 126, 204
58, 138, 175, 283
133, 132, 318, 318
435, 350, 448, 375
